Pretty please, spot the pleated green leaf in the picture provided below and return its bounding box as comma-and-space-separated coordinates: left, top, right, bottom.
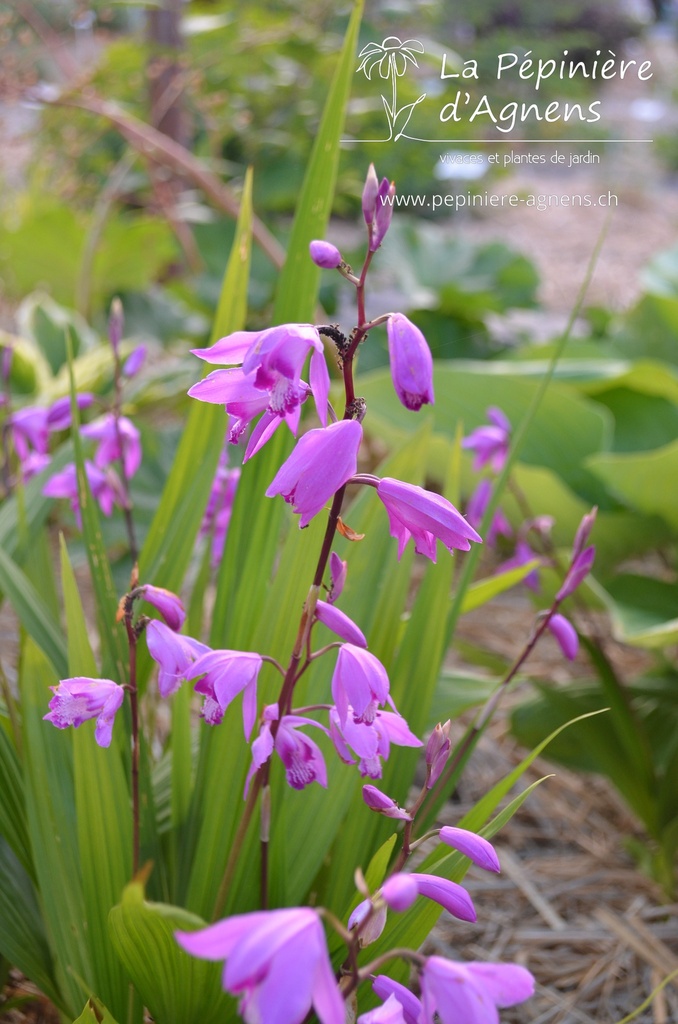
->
67, 336, 127, 681
60, 537, 136, 1023
20, 638, 91, 1016
108, 883, 233, 1024
0, 545, 67, 678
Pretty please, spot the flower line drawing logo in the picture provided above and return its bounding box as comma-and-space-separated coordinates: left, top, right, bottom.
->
357, 36, 427, 142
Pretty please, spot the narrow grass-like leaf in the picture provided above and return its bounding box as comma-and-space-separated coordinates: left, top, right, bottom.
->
60, 537, 135, 1023
0, 545, 67, 677
66, 332, 127, 681
460, 561, 541, 613
108, 883, 233, 1024
72, 997, 121, 1024
21, 638, 91, 1016
0, 725, 31, 878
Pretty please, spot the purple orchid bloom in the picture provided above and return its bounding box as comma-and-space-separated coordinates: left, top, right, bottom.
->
44, 677, 125, 748
175, 907, 345, 1024
376, 477, 482, 562
43, 461, 125, 527
145, 620, 211, 698
140, 585, 186, 632
8, 406, 49, 461
386, 313, 434, 412
438, 826, 501, 873
46, 393, 95, 433
200, 447, 241, 566
186, 649, 263, 738
330, 707, 421, 779
315, 600, 367, 648
419, 956, 535, 1024
331, 644, 390, 726
266, 420, 363, 528
362, 784, 411, 820
247, 705, 329, 793
309, 240, 342, 269
81, 413, 142, 479
547, 612, 579, 661
371, 977, 421, 1024
189, 323, 330, 436
466, 478, 512, 545
462, 406, 511, 473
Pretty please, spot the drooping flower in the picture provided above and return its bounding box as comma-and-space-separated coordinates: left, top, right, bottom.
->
145, 620, 211, 698
309, 240, 342, 269
266, 420, 362, 528
438, 826, 501, 873
331, 644, 390, 726
380, 873, 418, 911
547, 613, 579, 661
175, 907, 345, 1024
186, 649, 263, 738
8, 406, 49, 461
44, 677, 125, 748
140, 585, 186, 632
362, 784, 411, 820
371, 976, 421, 1024
462, 407, 511, 473
358, 993, 408, 1024
247, 705, 329, 793
46, 393, 95, 432
376, 477, 481, 562
315, 600, 367, 648
386, 313, 434, 412
419, 956, 535, 1024
81, 413, 142, 479
465, 478, 512, 545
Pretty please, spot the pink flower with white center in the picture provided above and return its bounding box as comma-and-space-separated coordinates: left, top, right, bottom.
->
189, 323, 330, 436
462, 406, 511, 473
386, 313, 434, 412
547, 613, 579, 661
331, 644, 390, 726
420, 956, 535, 1024
81, 413, 142, 479
246, 705, 329, 794
146, 620, 211, 698
376, 478, 482, 562
44, 677, 125, 748
186, 649, 263, 738
175, 907, 345, 1024
266, 420, 362, 528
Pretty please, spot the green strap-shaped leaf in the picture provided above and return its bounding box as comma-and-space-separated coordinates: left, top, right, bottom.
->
72, 997, 121, 1024
0, 544, 67, 677
0, 725, 32, 879
60, 537, 137, 1023
20, 638, 91, 1016
108, 883, 233, 1024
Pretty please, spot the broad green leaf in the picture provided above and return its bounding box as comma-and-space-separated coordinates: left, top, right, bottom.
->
588, 439, 678, 532
108, 883, 233, 1024
0, 545, 67, 678
594, 574, 678, 648
60, 537, 135, 1023
20, 639, 91, 1016
72, 998, 121, 1024
614, 292, 678, 366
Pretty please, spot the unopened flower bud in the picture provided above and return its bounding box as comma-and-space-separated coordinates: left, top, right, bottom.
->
309, 240, 342, 269
362, 784, 411, 820
371, 178, 395, 251
547, 612, 578, 661
123, 345, 147, 378
439, 826, 500, 873
348, 898, 387, 946
362, 163, 379, 226
381, 873, 418, 912
425, 720, 451, 788
141, 584, 186, 632
387, 313, 434, 411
